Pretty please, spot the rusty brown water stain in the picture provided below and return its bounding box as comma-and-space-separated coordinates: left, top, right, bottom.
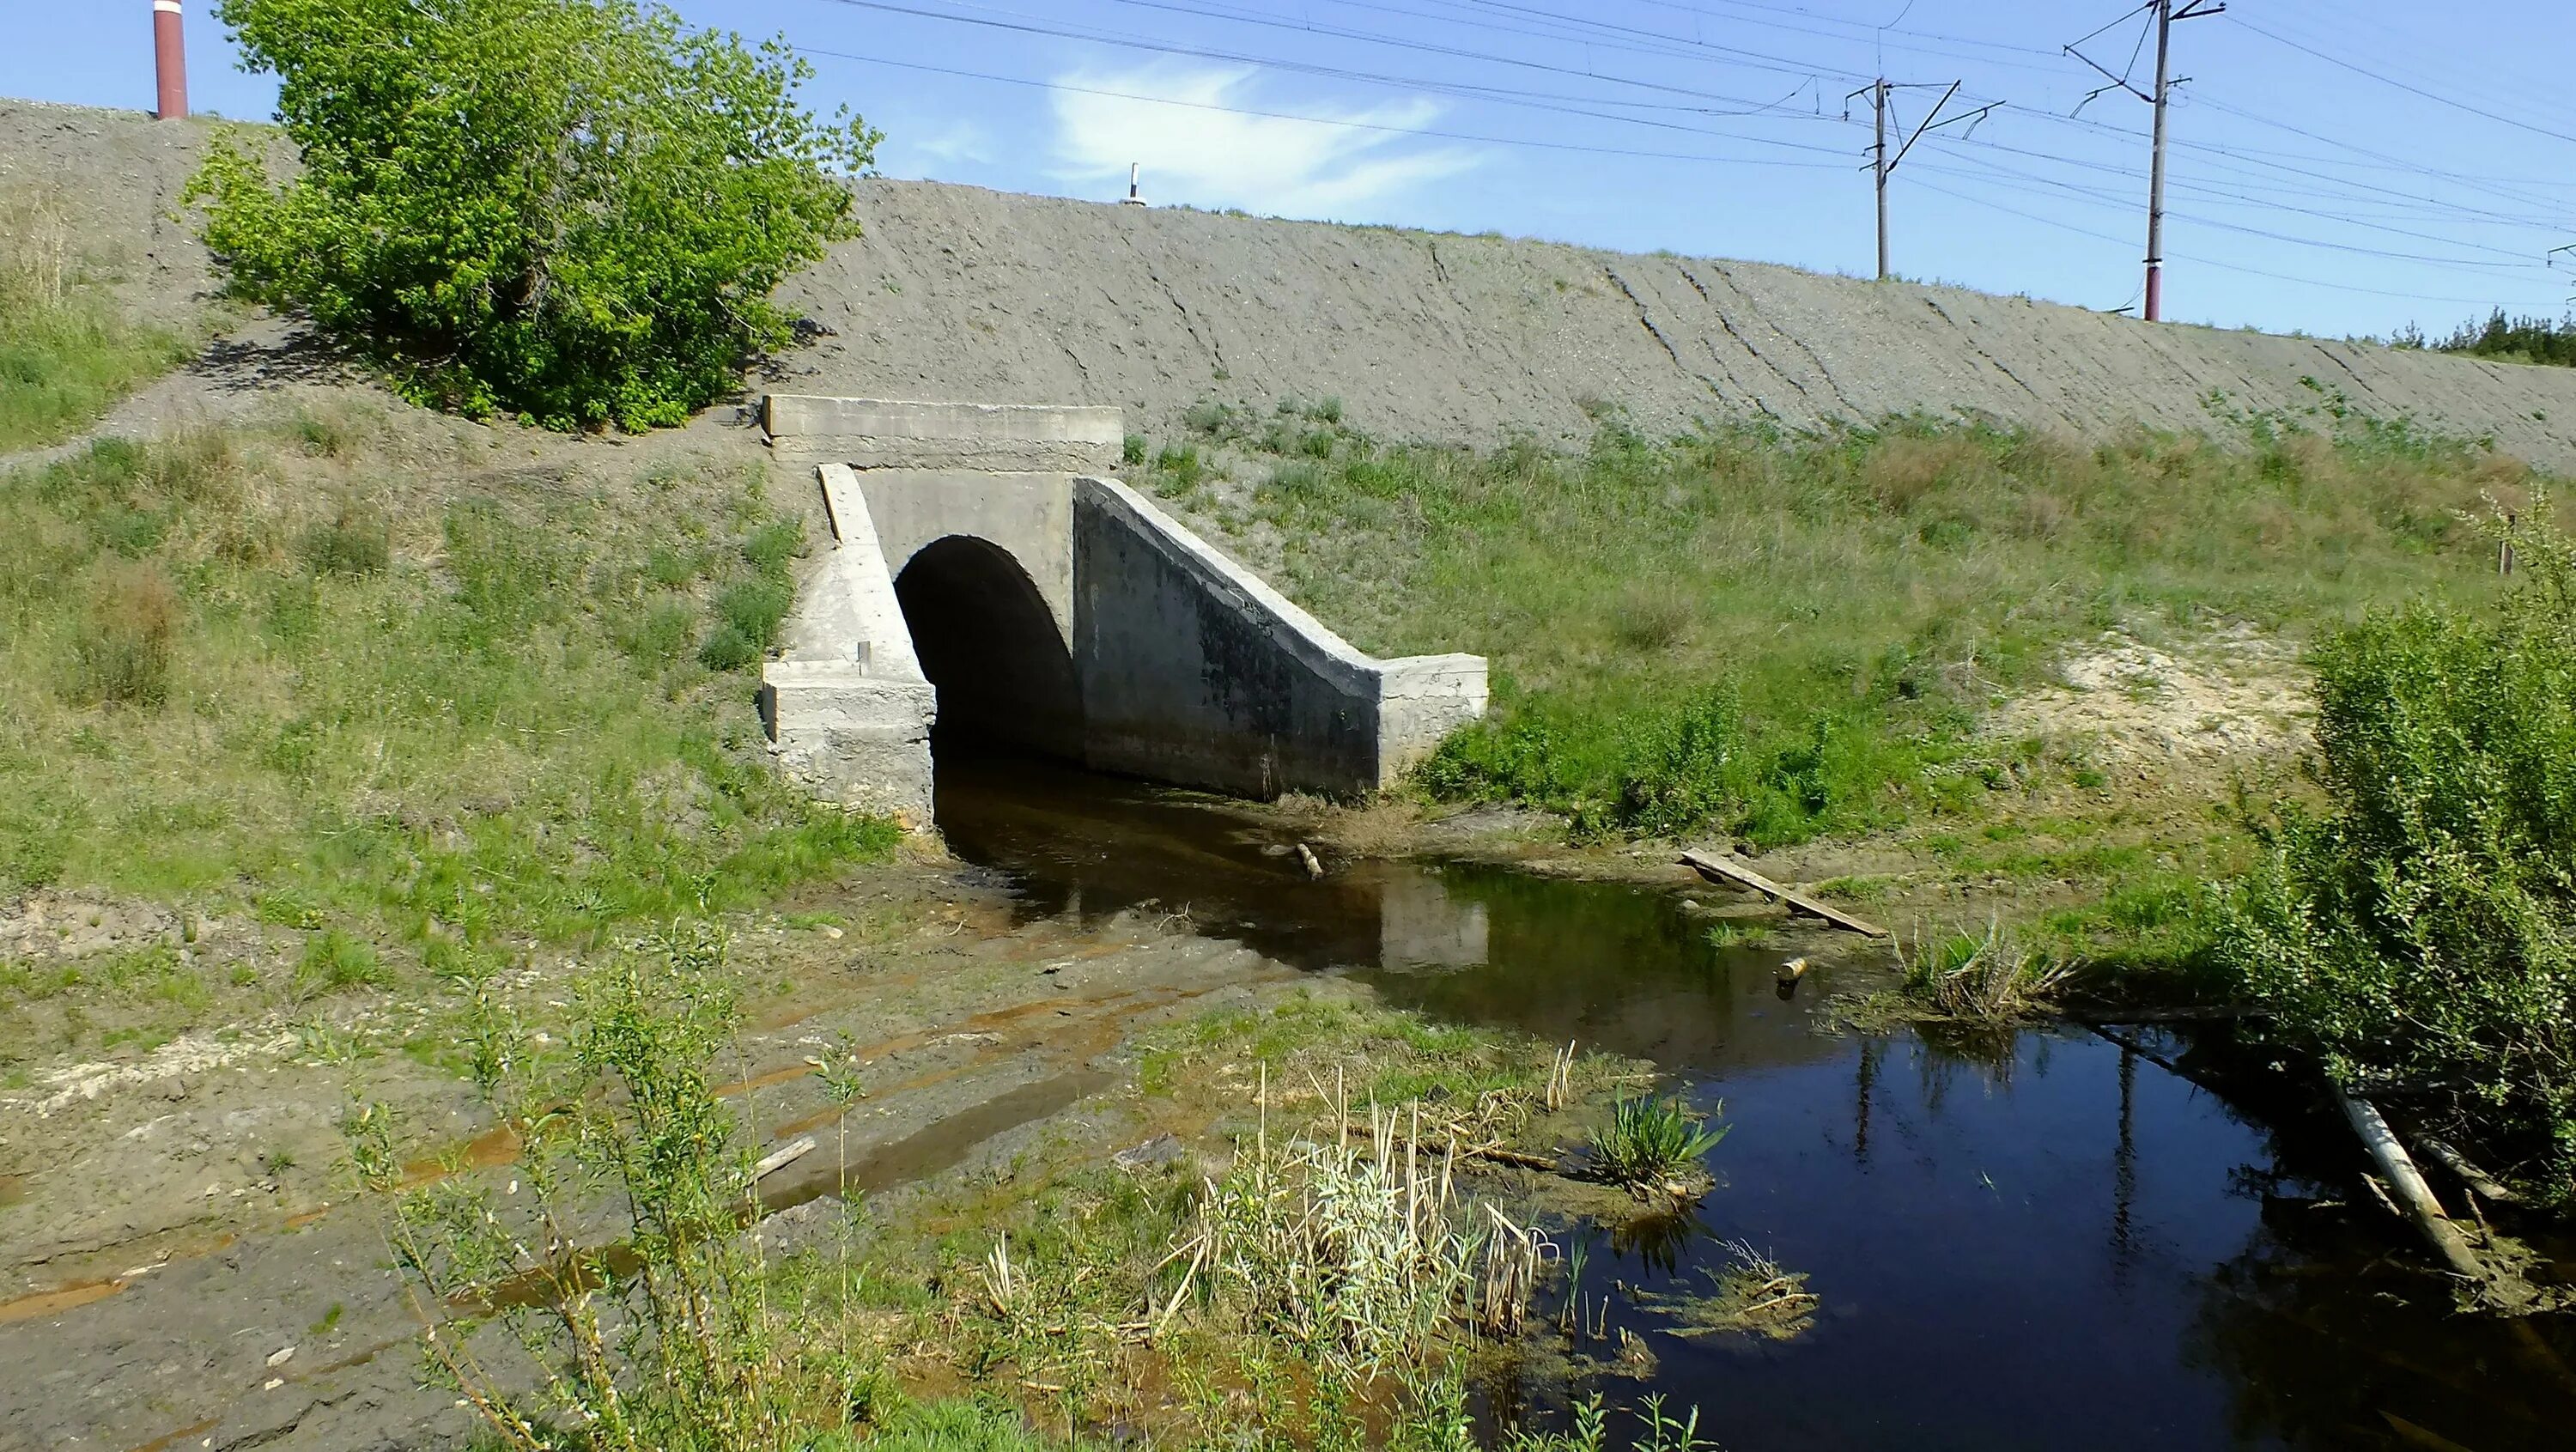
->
400, 1123, 520, 1188
718, 987, 1152, 1104
118, 1417, 219, 1452
0, 1276, 126, 1323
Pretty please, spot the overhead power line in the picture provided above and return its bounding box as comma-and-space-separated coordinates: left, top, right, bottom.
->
2234, 17, 2576, 149
790, 0, 2571, 317
803, 46, 1849, 169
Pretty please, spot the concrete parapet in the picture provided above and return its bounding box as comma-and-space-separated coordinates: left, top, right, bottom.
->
1372, 652, 1491, 785
766, 395, 1124, 474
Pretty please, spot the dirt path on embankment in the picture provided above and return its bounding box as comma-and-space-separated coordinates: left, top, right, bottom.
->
0, 861, 1302, 1452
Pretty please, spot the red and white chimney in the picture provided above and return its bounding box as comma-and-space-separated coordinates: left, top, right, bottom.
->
153, 0, 188, 120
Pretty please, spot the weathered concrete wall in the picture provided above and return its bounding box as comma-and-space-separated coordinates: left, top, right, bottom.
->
760, 464, 936, 825
1072, 477, 1486, 796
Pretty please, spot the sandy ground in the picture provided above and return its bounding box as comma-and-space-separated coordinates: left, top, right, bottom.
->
1987, 625, 2315, 769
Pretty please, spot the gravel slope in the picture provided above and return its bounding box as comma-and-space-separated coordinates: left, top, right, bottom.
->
15, 98, 2576, 468
784, 179, 2576, 466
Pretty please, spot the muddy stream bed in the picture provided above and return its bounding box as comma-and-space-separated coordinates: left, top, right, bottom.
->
938, 753, 2576, 1452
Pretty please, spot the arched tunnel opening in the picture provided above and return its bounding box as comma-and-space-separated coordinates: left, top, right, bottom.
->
892, 535, 1085, 764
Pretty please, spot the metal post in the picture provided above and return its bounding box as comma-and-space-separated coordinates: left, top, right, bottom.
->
153, 0, 189, 121
1873, 79, 1891, 282
2143, 0, 2172, 320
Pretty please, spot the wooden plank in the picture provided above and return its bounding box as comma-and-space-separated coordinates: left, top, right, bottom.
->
1679, 850, 1888, 939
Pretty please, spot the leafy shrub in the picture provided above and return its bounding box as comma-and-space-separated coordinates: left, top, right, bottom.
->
187, 0, 880, 430
1587, 1093, 1727, 1193
1121, 434, 1148, 467
2218, 499, 2576, 1194
348, 926, 876, 1451
72, 562, 181, 707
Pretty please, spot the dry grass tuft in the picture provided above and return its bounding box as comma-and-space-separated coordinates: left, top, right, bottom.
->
73, 561, 181, 708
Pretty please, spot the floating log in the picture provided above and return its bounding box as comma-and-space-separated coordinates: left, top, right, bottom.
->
2415, 1134, 2524, 1206
1678, 850, 1888, 938
2333, 1088, 2489, 1285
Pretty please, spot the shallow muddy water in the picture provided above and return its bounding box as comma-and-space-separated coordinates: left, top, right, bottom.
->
937, 753, 2576, 1452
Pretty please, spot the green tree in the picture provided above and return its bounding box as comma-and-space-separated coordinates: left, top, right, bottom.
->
188, 0, 878, 431
2218, 495, 2576, 1198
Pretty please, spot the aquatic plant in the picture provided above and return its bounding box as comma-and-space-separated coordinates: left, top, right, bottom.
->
1588, 1093, 1728, 1195
1902, 920, 2080, 1022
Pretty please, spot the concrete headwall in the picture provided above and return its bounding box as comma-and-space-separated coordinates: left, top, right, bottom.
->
752, 398, 1494, 803
761, 398, 1486, 810
1073, 477, 1486, 796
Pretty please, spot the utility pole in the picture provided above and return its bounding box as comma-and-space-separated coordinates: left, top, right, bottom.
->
1872, 79, 1890, 282
152, 0, 188, 120
2072, 1, 2224, 321
1846, 80, 2000, 283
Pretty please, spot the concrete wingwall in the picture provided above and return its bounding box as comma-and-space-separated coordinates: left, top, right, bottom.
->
1075, 477, 1485, 797
760, 398, 1488, 815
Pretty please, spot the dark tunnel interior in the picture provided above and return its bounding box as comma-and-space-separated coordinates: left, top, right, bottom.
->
892, 535, 1084, 761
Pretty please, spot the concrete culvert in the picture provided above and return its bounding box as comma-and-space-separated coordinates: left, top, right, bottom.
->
894, 535, 1084, 761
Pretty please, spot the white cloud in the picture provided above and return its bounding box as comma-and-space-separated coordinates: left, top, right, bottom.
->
1048, 64, 1480, 219
896, 117, 997, 171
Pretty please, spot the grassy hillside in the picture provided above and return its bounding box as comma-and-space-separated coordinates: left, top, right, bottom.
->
0, 185, 200, 451
0, 406, 896, 1066
1153, 394, 2532, 854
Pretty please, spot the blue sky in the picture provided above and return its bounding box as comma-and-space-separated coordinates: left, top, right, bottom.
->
11, 1, 2574, 338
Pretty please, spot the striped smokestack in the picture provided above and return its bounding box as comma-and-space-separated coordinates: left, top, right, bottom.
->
154, 0, 188, 120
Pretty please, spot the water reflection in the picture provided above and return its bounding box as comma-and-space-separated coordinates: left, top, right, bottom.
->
934, 752, 2576, 1452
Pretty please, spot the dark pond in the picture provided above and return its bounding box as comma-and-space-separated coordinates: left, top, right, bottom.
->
937, 751, 2576, 1452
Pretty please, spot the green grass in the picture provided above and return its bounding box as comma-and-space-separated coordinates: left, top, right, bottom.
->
1183, 394, 2534, 845
0, 186, 198, 452
0, 420, 902, 969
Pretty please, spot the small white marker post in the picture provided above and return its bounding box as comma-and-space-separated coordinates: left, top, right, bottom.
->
1121, 163, 1148, 207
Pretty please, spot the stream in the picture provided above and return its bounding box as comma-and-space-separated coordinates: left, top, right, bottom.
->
934, 751, 2576, 1452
